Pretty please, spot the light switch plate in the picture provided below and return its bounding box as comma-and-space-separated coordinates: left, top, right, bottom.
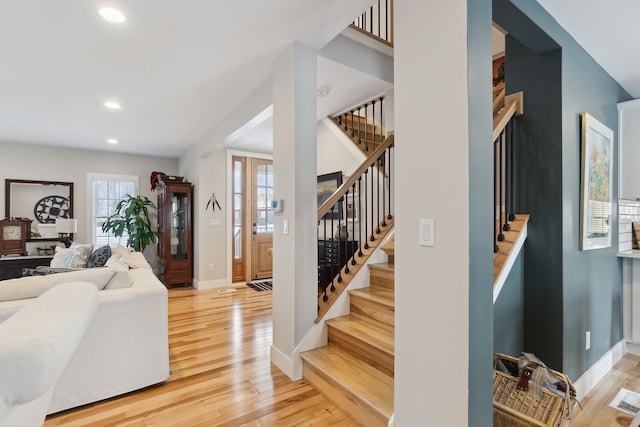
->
419, 219, 435, 247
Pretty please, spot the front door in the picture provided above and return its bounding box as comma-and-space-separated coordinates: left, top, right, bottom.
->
250, 159, 273, 280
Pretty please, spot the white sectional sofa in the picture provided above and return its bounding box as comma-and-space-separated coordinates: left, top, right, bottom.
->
0, 251, 170, 415
0, 282, 99, 427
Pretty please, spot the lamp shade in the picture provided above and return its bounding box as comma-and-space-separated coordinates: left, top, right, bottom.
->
55, 218, 77, 234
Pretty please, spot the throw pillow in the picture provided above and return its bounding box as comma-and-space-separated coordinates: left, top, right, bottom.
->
86, 245, 112, 268
120, 251, 152, 269
50, 246, 70, 268
111, 245, 134, 257
60, 243, 94, 269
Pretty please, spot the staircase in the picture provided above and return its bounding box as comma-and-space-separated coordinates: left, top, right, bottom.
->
301, 238, 395, 427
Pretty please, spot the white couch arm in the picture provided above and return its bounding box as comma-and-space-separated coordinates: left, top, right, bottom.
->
0, 282, 98, 427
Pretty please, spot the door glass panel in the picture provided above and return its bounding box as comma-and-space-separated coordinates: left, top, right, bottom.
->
257, 165, 266, 186
233, 160, 243, 260
254, 162, 274, 235
257, 187, 266, 209
171, 192, 188, 260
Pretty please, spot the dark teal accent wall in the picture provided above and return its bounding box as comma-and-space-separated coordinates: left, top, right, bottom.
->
494, 0, 631, 381
467, 0, 494, 424
506, 36, 564, 370
494, 249, 525, 357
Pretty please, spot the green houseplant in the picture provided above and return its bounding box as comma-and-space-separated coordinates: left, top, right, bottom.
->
101, 194, 159, 252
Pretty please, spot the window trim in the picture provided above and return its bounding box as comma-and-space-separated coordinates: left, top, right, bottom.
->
87, 173, 139, 247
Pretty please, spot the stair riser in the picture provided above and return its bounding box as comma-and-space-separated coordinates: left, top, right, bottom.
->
328, 326, 394, 377
350, 295, 394, 327
369, 268, 394, 290
352, 132, 384, 143
302, 363, 388, 427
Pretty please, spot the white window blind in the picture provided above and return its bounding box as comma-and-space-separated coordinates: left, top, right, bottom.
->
88, 174, 138, 247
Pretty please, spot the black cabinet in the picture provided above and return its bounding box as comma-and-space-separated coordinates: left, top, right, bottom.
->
317, 239, 358, 296
0, 256, 53, 280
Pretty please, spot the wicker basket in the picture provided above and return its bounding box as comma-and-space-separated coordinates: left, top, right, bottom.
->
493, 353, 575, 427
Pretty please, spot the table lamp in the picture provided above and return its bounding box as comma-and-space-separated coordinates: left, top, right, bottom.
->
55, 218, 77, 248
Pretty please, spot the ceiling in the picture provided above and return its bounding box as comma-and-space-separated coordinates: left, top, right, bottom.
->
2, 2, 635, 159
535, 0, 640, 98
0, 0, 375, 158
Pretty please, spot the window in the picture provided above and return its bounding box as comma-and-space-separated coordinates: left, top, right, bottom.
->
88, 174, 138, 247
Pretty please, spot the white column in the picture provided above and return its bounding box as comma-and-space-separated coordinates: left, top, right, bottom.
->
270, 42, 317, 380
394, 0, 470, 425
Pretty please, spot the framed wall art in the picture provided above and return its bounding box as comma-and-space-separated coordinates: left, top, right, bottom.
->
580, 112, 614, 251
317, 171, 343, 219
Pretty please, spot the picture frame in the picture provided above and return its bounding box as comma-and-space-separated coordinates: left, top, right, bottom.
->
317, 171, 343, 219
580, 112, 614, 251
345, 192, 358, 221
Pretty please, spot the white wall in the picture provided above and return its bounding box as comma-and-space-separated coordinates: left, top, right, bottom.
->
394, 0, 470, 425
317, 120, 363, 176
180, 78, 273, 287
270, 42, 318, 379
0, 141, 178, 262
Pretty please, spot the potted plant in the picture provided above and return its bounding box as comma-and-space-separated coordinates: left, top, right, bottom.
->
101, 194, 159, 252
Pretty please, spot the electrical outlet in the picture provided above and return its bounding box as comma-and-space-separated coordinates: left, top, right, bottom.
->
586, 331, 591, 350
208, 263, 213, 272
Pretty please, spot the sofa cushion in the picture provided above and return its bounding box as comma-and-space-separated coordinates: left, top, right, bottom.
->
86, 245, 112, 268
61, 244, 94, 269
105, 254, 129, 271
105, 251, 152, 270
0, 268, 116, 302
122, 251, 152, 269
104, 270, 134, 289
50, 247, 70, 268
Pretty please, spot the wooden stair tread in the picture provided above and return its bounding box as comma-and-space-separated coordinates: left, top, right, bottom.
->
327, 315, 394, 355
349, 287, 394, 306
300, 346, 394, 419
493, 214, 530, 284
368, 262, 394, 273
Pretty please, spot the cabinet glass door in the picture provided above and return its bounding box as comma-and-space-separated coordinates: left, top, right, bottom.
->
171, 192, 188, 260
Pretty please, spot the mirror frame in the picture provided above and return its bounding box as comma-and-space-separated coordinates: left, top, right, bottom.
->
4, 179, 74, 242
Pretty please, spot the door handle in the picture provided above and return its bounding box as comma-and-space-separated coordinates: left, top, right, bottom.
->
253, 223, 257, 227
252, 231, 257, 235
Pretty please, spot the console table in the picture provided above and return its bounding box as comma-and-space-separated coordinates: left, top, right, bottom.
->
0, 256, 53, 280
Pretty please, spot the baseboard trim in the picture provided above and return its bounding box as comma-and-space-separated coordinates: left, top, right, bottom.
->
574, 339, 626, 400
193, 278, 229, 290
625, 340, 640, 356
270, 345, 296, 380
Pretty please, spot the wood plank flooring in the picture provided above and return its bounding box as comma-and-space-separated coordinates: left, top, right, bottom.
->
44, 286, 359, 427
571, 353, 640, 427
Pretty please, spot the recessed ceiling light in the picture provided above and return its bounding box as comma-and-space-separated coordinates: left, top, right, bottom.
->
99, 7, 126, 24
104, 101, 121, 110
107, 139, 119, 144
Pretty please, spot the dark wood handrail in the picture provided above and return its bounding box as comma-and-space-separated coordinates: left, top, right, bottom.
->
493, 91, 523, 141
318, 134, 394, 219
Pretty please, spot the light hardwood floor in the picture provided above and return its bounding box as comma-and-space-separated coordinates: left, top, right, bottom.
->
571, 353, 640, 427
44, 286, 359, 427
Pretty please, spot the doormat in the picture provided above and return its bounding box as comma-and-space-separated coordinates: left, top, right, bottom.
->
247, 280, 272, 291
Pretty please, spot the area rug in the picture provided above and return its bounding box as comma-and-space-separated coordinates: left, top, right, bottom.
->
247, 280, 273, 291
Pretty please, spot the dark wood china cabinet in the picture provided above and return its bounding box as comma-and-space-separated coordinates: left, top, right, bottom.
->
156, 178, 193, 287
